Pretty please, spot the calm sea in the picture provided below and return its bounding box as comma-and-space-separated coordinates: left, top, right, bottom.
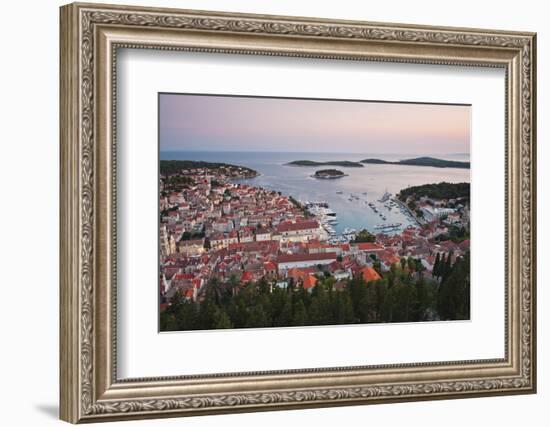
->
160, 151, 470, 235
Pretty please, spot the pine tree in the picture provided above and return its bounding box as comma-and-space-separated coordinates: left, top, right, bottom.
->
214, 310, 233, 329
407, 257, 416, 272
245, 304, 269, 328
337, 291, 355, 324
413, 277, 426, 321
160, 312, 178, 331
443, 250, 453, 280
439, 253, 447, 278
292, 300, 307, 326
274, 299, 292, 326
437, 251, 470, 320
309, 285, 333, 325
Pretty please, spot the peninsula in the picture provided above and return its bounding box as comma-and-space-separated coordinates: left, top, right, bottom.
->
287, 160, 363, 168
160, 160, 258, 178
360, 156, 470, 169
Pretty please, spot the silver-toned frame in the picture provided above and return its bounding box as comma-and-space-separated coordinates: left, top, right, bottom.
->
60, 2, 536, 423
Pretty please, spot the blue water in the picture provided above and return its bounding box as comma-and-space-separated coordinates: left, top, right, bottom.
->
160, 151, 470, 235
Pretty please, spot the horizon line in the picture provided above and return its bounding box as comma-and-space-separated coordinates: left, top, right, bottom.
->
159, 149, 470, 156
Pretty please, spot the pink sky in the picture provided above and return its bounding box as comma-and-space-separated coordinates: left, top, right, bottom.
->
160, 93, 470, 155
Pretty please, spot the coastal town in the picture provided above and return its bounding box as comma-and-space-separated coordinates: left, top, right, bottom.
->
159, 160, 470, 325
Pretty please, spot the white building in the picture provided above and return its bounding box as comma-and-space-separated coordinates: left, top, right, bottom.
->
276, 252, 337, 272
276, 220, 323, 242
421, 206, 455, 221
255, 230, 272, 242
178, 239, 205, 257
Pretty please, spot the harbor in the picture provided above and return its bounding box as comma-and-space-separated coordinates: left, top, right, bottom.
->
184, 150, 468, 239
302, 190, 419, 243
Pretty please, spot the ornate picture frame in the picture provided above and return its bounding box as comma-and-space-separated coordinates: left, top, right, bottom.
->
60, 2, 536, 423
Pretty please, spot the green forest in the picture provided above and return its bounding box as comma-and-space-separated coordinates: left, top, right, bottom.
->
160, 252, 470, 331
398, 182, 470, 201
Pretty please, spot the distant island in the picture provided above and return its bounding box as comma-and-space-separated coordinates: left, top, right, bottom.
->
287, 157, 469, 169
360, 156, 470, 169
160, 160, 258, 178
287, 160, 363, 168
313, 169, 347, 179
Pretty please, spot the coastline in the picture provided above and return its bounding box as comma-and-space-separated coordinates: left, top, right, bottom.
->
394, 198, 424, 226
160, 157, 469, 237
361, 157, 470, 169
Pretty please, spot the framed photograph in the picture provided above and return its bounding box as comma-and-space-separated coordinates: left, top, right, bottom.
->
60, 2, 537, 423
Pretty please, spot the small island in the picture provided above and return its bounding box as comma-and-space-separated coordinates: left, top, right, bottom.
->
360, 156, 470, 169
313, 169, 347, 179
287, 160, 364, 168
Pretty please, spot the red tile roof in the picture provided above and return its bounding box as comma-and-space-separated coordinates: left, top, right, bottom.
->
381, 253, 401, 265
303, 275, 318, 289
287, 267, 303, 280
241, 271, 253, 282
264, 261, 277, 271
306, 241, 323, 249
360, 267, 381, 283
354, 242, 384, 251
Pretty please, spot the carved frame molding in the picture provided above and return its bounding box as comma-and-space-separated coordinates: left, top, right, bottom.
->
60, 2, 536, 423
